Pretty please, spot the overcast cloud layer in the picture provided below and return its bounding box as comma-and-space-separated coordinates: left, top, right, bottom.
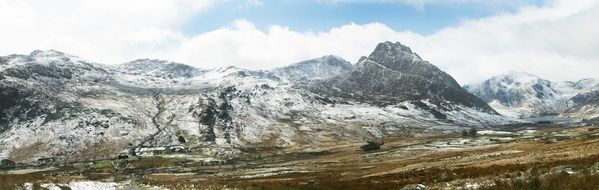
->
0, 0, 597, 84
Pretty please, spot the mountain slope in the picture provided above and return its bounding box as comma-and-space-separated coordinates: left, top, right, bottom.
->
308, 41, 497, 116
563, 89, 599, 123
0, 45, 517, 164
464, 72, 599, 118
272, 55, 353, 81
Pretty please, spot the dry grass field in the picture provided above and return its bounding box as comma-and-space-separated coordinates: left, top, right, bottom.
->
2, 125, 599, 189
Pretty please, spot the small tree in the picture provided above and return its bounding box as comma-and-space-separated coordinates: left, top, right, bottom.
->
462, 128, 478, 137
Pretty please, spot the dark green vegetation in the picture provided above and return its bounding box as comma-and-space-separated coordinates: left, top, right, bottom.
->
360, 141, 383, 151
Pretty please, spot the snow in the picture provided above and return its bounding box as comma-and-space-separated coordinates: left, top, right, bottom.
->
68, 181, 119, 190
0, 49, 524, 163
465, 71, 599, 118
36, 181, 169, 190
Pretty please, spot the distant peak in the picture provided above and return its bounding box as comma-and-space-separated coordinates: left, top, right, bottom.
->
497, 71, 543, 81
124, 59, 193, 69
483, 71, 550, 86
128, 58, 170, 65
211, 66, 242, 73
318, 55, 345, 61
282, 55, 351, 68
577, 78, 598, 84
30, 49, 67, 57
315, 55, 351, 66
504, 71, 536, 77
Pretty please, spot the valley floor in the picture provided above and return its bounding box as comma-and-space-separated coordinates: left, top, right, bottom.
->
2, 124, 599, 190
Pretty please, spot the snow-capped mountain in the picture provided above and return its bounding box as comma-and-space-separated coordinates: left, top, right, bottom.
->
563, 89, 599, 123
464, 71, 599, 118
309, 41, 496, 115
0, 42, 517, 164
272, 55, 353, 81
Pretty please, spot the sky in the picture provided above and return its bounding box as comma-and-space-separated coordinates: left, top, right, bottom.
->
0, 0, 597, 84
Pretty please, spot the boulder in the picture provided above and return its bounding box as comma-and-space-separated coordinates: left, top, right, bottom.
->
401, 184, 427, 190
550, 165, 576, 175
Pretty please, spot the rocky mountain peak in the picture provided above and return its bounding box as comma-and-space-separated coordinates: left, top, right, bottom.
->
374, 41, 415, 55
365, 41, 422, 65
310, 41, 497, 114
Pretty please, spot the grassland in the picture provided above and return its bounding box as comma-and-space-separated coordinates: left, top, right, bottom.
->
2, 125, 599, 189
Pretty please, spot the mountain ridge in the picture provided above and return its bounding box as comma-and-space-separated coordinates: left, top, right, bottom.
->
308, 41, 497, 115
464, 71, 599, 119
0, 43, 518, 164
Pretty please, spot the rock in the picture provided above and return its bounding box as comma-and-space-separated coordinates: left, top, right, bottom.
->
550, 165, 576, 175
591, 162, 599, 171
401, 184, 427, 190
0, 159, 16, 170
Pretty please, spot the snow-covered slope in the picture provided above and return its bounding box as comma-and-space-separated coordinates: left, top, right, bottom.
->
464, 72, 599, 118
562, 89, 599, 123
272, 55, 353, 81
0, 44, 519, 164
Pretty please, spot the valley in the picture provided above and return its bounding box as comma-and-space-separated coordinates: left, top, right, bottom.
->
1, 42, 598, 189
3, 123, 599, 189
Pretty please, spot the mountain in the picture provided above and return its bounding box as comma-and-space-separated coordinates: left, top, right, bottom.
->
272, 55, 353, 81
0, 44, 516, 164
308, 41, 497, 116
464, 72, 599, 119
563, 89, 599, 123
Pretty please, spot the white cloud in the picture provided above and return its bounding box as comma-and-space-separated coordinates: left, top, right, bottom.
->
174, 19, 419, 70
172, 0, 599, 84
319, 0, 546, 10
1, 0, 598, 84
0, 0, 214, 63
411, 0, 599, 83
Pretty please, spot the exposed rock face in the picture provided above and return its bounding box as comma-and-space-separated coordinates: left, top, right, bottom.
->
0, 44, 516, 163
310, 41, 496, 114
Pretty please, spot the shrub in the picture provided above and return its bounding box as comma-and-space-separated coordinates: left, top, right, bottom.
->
462, 128, 478, 137
0, 159, 15, 170
361, 141, 382, 151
